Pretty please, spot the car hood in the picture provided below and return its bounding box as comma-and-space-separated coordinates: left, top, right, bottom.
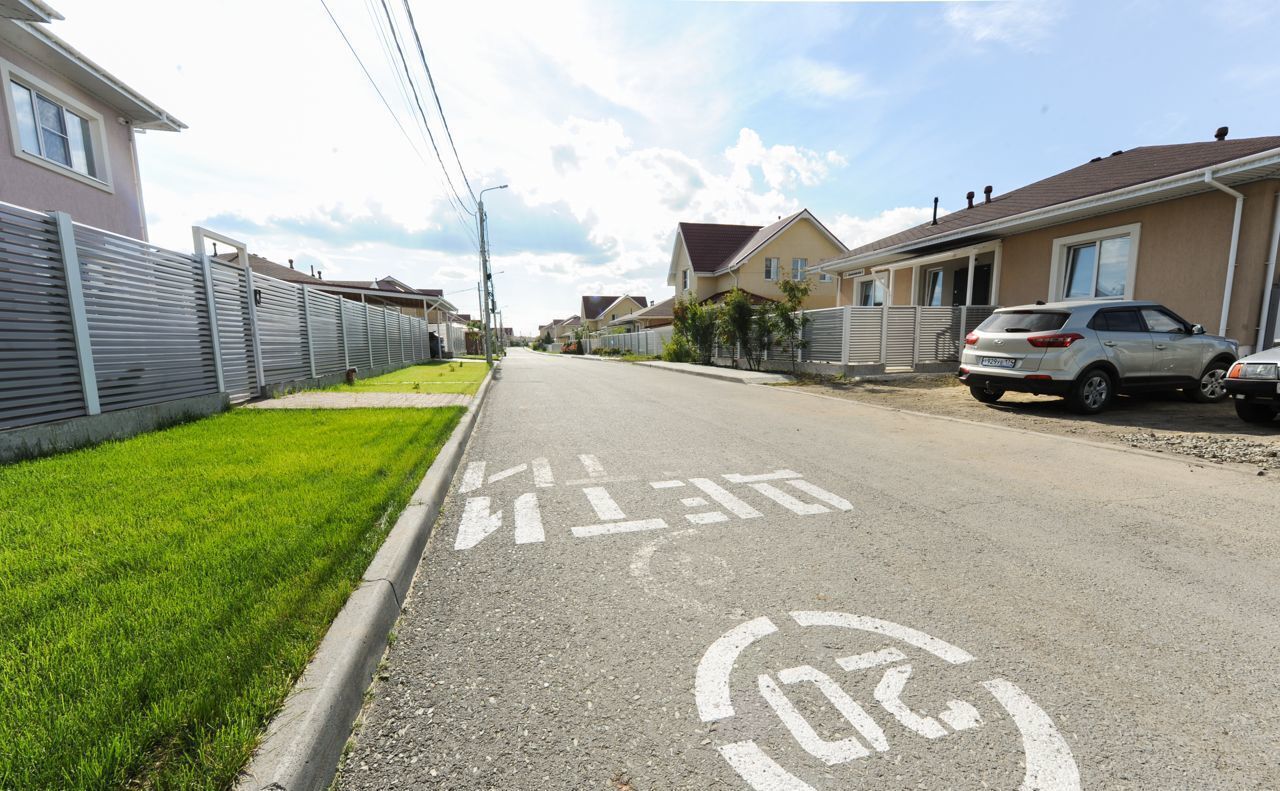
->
1237, 345, 1280, 364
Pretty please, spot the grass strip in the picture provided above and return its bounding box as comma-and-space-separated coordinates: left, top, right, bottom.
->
324, 361, 489, 395
0, 407, 463, 790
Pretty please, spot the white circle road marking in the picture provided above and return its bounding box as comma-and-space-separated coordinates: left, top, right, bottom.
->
693, 611, 1081, 791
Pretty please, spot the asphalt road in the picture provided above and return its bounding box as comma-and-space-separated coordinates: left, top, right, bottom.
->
336, 348, 1280, 791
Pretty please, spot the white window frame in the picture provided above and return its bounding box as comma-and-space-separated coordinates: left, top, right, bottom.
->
923, 267, 945, 306
682, 269, 690, 292
1047, 223, 1141, 302
764, 257, 778, 281
2, 58, 113, 192
853, 273, 887, 307
792, 257, 807, 281
817, 270, 832, 283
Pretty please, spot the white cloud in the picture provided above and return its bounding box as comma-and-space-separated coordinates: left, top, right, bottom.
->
829, 206, 944, 250
785, 57, 868, 101
944, 1, 1062, 50
725, 129, 846, 191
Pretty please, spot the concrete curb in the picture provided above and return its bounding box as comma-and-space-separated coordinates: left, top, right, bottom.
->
532, 348, 794, 385
235, 363, 498, 791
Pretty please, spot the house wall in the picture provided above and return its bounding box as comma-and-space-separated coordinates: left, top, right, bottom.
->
712, 218, 840, 308
587, 296, 647, 332
890, 268, 912, 306
0, 42, 147, 239
999, 180, 1280, 341
672, 238, 717, 304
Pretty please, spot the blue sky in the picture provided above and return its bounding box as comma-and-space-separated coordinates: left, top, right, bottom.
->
49, 0, 1280, 333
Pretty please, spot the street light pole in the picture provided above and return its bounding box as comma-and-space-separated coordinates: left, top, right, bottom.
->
476, 184, 508, 364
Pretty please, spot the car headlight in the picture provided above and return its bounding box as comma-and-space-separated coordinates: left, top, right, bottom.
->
1236, 362, 1279, 380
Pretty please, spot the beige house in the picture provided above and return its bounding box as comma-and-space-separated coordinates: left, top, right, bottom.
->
819, 130, 1280, 355
580, 294, 648, 334
666, 209, 847, 310
0, 2, 184, 239
554, 315, 581, 343
608, 296, 675, 332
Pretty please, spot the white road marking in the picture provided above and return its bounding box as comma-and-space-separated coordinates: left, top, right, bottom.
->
873, 664, 948, 739
571, 518, 668, 538
789, 611, 974, 664
983, 679, 1081, 791
749, 483, 830, 516
686, 511, 728, 525
776, 664, 889, 753
680, 496, 708, 507
939, 699, 982, 732
717, 741, 815, 791
723, 470, 803, 483
579, 454, 606, 478
487, 463, 528, 484
583, 486, 626, 520
786, 479, 854, 511
455, 497, 501, 550
690, 478, 762, 520
459, 462, 486, 494
628, 529, 724, 613
513, 493, 545, 545
533, 457, 554, 487
650, 480, 685, 489
695, 616, 777, 722
835, 647, 907, 671
758, 673, 872, 764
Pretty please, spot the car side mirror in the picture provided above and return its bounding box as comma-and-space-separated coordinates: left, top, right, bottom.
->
1191, 324, 1205, 335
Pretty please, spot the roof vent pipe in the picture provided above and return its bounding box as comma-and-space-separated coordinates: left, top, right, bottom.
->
310, 265, 315, 277
289, 258, 295, 269
983, 185, 993, 204
966, 191, 975, 209
1215, 126, 1229, 141
932, 197, 939, 225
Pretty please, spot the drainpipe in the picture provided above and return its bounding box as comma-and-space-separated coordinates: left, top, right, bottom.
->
1259, 191, 1280, 351
1204, 170, 1244, 338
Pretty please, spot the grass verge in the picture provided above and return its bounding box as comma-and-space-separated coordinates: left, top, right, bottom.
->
326, 361, 489, 395
0, 407, 463, 790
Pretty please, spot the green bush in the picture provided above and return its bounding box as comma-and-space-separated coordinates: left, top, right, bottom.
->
661, 333, 696, 363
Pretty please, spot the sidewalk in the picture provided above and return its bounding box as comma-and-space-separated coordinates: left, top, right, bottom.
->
246, 392, 472, 409
636, 360, 794, 385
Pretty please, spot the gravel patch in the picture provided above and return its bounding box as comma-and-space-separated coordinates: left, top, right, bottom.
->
1120, 432, 1280, 472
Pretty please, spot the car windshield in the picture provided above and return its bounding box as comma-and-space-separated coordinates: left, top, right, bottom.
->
978, 311, 1069, 333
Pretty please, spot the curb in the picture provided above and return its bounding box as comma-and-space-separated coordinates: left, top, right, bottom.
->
235, 363, 498, 791
532, 348, 794, 385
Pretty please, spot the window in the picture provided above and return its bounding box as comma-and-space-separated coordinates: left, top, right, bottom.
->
924, 268, 944, 306
856, 276, 886, 307
682, 270, 690, 291
978, 310, 1069, 333
818, 271, 831, 283
1140, 308, 1184, 334
764, 257, 778, 281
1091, 309, 1145, 332
1061, 234, 1132, 299
792, 258, 807, 281
8, 79, 102, 180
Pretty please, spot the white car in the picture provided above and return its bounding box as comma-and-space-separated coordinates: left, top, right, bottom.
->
1224, 346, 1280, 424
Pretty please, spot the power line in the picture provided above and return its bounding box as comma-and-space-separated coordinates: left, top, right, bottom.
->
399, 0, 478, 205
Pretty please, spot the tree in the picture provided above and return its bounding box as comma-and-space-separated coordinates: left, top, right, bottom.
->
772, 277, 812, 371
672, 296, 719, 365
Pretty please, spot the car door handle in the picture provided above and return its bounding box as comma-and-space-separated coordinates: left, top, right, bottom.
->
1155, 343, 1167, 350
1103, 341, 1117, 347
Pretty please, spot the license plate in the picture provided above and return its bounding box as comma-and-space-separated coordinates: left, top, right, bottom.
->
981, 356, 1016, 369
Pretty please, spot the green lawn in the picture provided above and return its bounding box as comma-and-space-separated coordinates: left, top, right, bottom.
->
328, 361, 489, 395
0, 407, 463, 790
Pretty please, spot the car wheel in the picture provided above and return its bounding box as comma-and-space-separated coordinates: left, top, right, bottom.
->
1067, 368, 1113, 414
1234, 400, 1278, 424
1188, 361, 1231, 403
969, 385, 1004, 404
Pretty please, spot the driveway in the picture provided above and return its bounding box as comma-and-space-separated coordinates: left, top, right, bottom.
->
336, 348, 1280, 790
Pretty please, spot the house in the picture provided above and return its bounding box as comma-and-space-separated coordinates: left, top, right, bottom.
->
817, 129, 1280, 354
555, 315, 581, 343
667, 209, 848, 310
580, 294, 648, 334
608, 296, 674, 332
1, 2, 184, 239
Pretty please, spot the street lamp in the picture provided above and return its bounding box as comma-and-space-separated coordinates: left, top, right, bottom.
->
477, 184, 508, 364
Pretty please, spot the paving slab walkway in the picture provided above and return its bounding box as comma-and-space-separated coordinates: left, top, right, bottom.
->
245, 392, 472, 409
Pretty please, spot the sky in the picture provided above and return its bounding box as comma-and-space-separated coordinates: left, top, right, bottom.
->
47, 0, 1280, 334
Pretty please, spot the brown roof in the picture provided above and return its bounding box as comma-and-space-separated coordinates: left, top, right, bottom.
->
581, 295, 620, 319
678, 222, 762, 273
852, 135, 1280, 258
704, 289, 776, 305
215, 252, 325, 285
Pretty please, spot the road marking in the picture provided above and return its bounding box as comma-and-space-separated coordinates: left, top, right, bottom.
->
690, 478, 762, 519
455, 497, 501, 550
487, 463, 528, 484
513, 493, 545, 544
786, 479, 853, 511
718, 741, 815, 791
835, 647, 907, 671
983, 679, 1081, 791
790, 610, 974, 664
724, 470, 802, 483
650, 480, 685, 489
579, 454, 606, 478
571, 518, 668, 538
628, 529, 726, 613
532, 457, 554, 487
680, 496, 708, 507
584, 486, 626, 520
874, 664, 948, 739
777, 665, 889, 752
759, 673, 872, 764
749, 482, 830, 516
695, 616, 777, 722
686, 511, 728, 525
459, 462, 485, 494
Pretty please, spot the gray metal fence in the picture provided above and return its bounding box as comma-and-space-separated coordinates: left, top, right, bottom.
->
583, 326, 674, 356
0, 201, 439, 432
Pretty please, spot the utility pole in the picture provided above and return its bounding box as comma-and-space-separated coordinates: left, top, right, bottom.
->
476, 184, 508, 365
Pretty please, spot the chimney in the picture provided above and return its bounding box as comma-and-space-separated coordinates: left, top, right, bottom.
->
1215, 126, 1229, 141
966, 191, 975, 209
317, 271, 323, 280
983, 185, 993, 204
288, 258, 295, 270
931, 197, 939, 226
310, 265, 315, 277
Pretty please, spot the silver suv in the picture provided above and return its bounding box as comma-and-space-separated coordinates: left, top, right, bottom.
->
958, 300, 1238, 414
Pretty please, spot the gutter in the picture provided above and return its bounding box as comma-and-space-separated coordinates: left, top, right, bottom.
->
1204, 170, 1245, 338
1259, 191, 1280, 351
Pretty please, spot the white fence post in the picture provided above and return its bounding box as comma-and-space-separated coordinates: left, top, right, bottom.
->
879, 306, 889, 364
912, 306, 921, 367
340, 301, 350, 370
240, 254, 266, 392
383, 309, 391, 365
301, 286, 317, 378
52, 211, 100, 415
840, 307, 851, 367
365, 303, 375, 368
